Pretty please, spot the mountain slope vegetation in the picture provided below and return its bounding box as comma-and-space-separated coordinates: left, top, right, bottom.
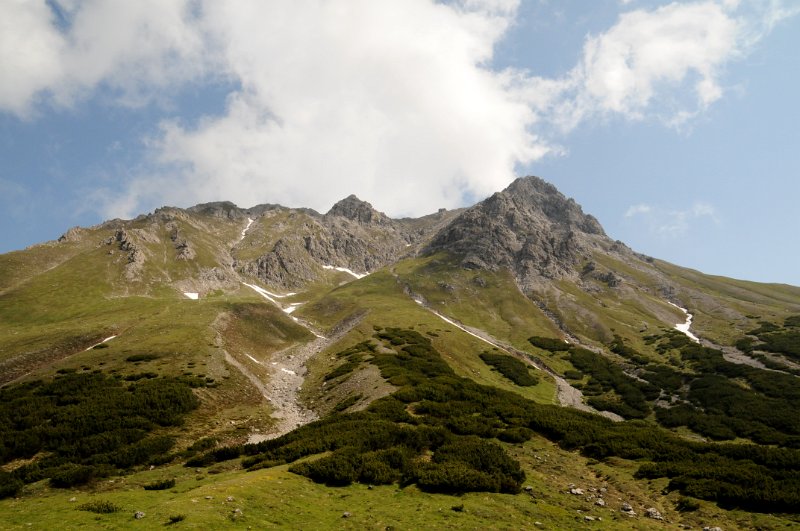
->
1, 176, 799, 529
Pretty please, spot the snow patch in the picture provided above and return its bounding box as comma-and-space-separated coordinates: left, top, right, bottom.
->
283, 303, 302, 315
322, 264, 368, 279
240, 217, 254, 240
246, 353, 262, 365
280, 368, 297, 376
183, 292, 199, 300
667, 302, 700, 343
243, 282, 280, 303
242, 282, 325, 339
415, 298, 508, 352
85, 335, 117, 351
244, 283, 292, 300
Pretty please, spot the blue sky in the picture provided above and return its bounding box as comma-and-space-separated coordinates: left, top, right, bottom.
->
1, 0, 798, 286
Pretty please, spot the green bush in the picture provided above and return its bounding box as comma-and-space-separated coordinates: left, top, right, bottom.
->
333, 394, 362, 412
50, 464, 101, 488
0, 373, 198, 494
77, 499, 121, 513
676, 496, 700, 512
417, 462, 500, 493
527, 336, 569, 351
479, 352, 539, 386
185, 437, 217, 455
125, 353, 160, 362
497, 427, 533, 444
567, 347, 651, 418
0, 470, 22, 499
143, 478, 175, 490
290, 448, 360, 486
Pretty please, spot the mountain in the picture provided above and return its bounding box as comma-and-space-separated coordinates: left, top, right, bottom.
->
427, 175, 605, 279
2, 176, 800, 529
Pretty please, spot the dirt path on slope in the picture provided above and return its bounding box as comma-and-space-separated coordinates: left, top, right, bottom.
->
219, 312, 365, 443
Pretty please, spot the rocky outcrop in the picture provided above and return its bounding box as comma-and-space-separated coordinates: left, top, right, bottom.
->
108, 229, 147, 280
235, 196, 440, 289
325, 195, 396, 226
240, 215, 409, 288
57, 227, 85, 243
243, 238, 321, 287
426, 176, 608, 282
186, 201, 249, 220
167, 223, 196, 261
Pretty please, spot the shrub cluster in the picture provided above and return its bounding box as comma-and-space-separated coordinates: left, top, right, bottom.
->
77, 500, 121, 514
324, 341, 374, 381
744, 316, 800, 361
479, 351, 539, 386
0, 372, 199, 496
143, 478, 176, 490
530, 335, 666, 420
652, 334, 800, 446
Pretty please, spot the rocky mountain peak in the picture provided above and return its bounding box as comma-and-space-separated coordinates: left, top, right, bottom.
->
326, 195, 389, 225
186, 201, 247, 220
496, 176, 605, 236
426, 176, 608, 282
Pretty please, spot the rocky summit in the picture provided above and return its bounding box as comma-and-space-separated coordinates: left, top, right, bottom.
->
426, 176, 606, 280
2, 176, 800, 530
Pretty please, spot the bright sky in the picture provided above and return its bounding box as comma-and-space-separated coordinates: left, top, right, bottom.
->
1, 1, 798, 286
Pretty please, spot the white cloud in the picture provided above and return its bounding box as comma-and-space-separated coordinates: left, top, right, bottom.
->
0, 0, 205, 115
540, 1, 741, 130
106, 0, 550, 218
0, 1, 797, 218
0, 0, 65, 116
625, 200, 719, 237
625, 203, 652, 217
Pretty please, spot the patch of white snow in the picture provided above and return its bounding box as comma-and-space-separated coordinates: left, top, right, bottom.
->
415, 298, 507, 352
280, 368, 297, 376
242, 283, 325, 339
240, 217, 254, 240
322, 264, 368, 279
245, 283, 292, 300
183, 292, 199, 300
243, 283, 279, 304
85, 335, 117, 351
283, 303, 301, 315
667, 302, 700, 343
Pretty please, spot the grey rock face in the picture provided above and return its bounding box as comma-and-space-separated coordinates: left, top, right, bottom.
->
186, 201, 250, 220
237, 198, 461, 289
58, 226, 84, 243
326, 195, 390, 225
426, 176, 608, 282
241, 217, 408, 288
109, 229, 147, 280
168, 223, 196, 261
